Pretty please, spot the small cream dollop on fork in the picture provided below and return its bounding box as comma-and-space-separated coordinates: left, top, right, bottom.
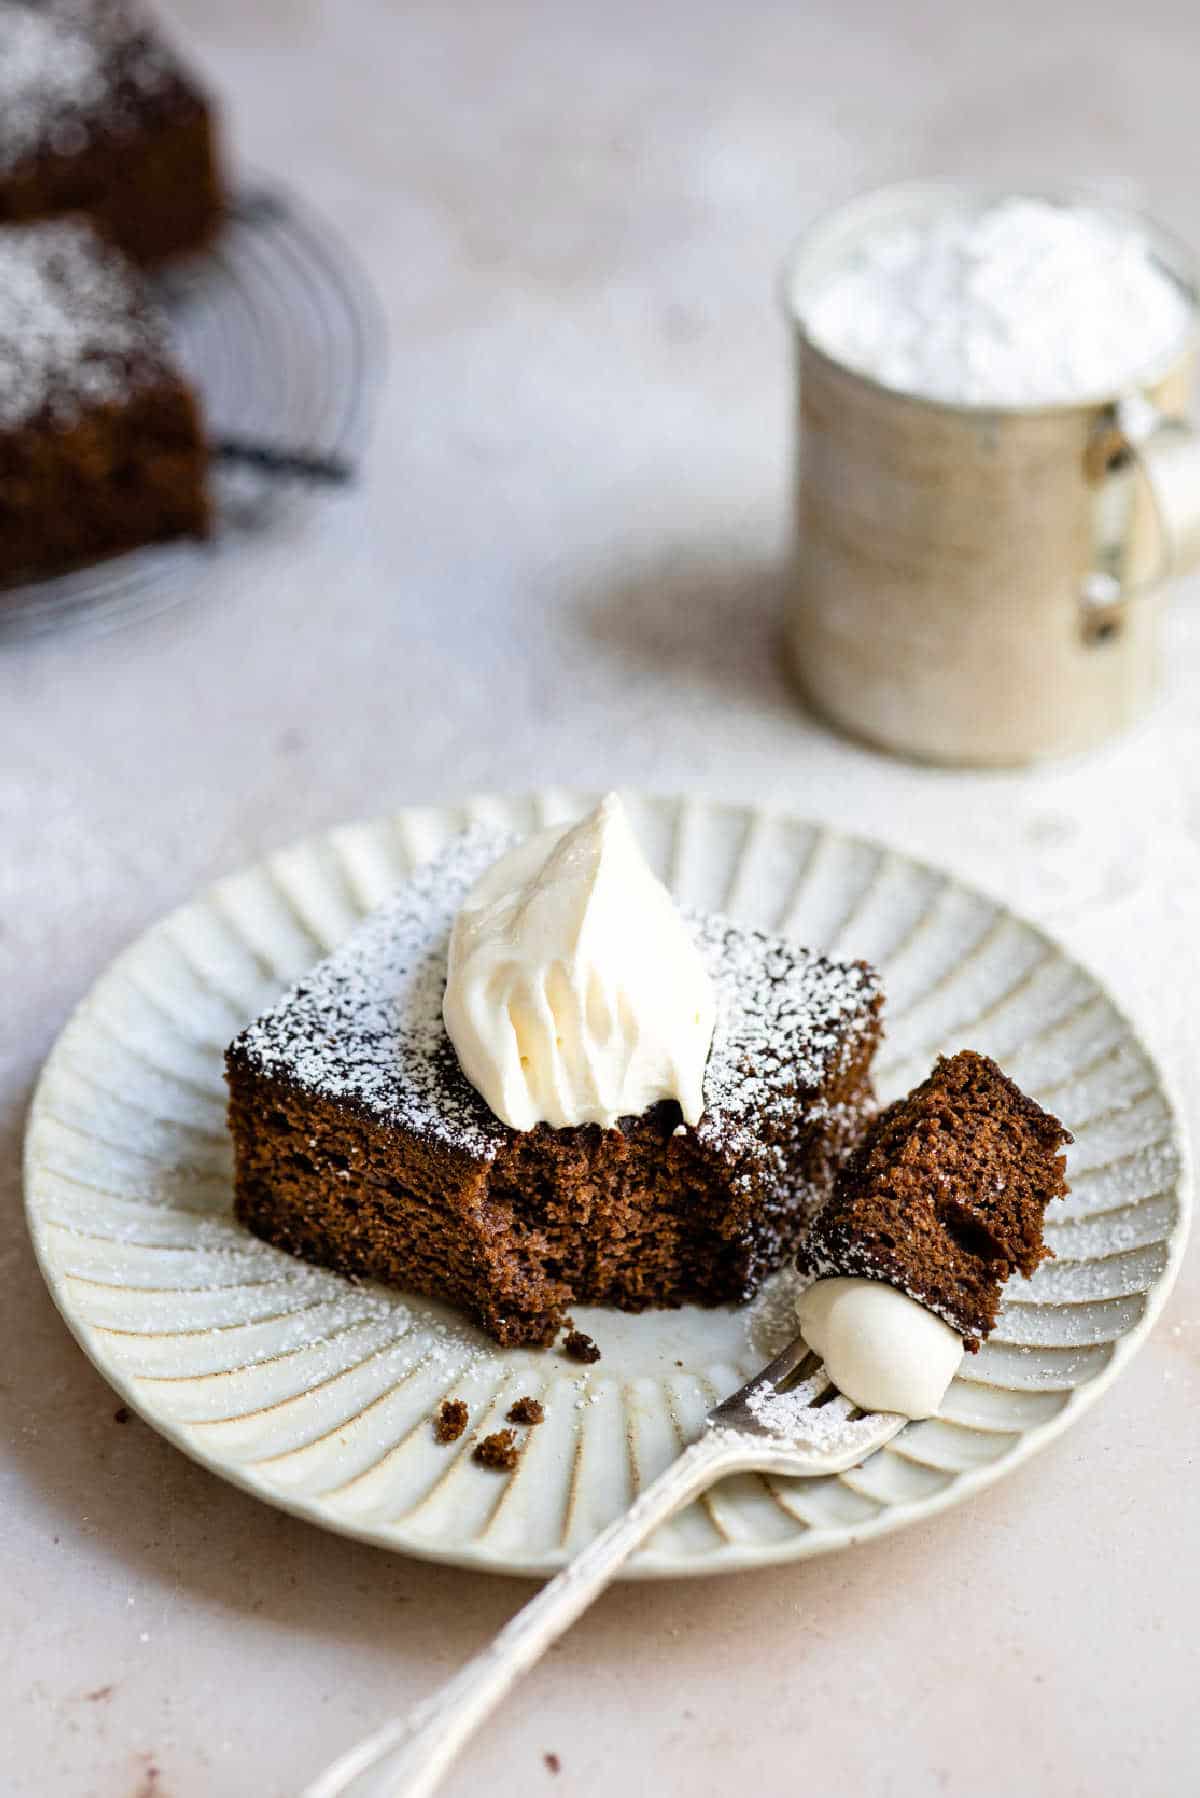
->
305, 1335, 905, 1798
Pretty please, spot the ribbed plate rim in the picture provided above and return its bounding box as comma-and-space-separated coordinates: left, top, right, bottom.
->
23, 791, 1193, 1579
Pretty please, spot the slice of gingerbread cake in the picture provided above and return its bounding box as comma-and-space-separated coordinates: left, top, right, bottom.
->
0, 218, 209, 582
226, 825, 883, 1348
798, 1049, 1071, 1349
0, 0, 223, 263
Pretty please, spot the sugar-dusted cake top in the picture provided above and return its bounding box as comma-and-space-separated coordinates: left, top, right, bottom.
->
228, 826, 883, 1174
0, 0, 184, 175
0, 219, 172, 428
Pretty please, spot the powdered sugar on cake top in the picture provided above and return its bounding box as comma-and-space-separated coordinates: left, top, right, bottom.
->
0, 1, 174, 173
230, 827, 882, 1180
0, 4, 102, 161
0, 219, 170, 427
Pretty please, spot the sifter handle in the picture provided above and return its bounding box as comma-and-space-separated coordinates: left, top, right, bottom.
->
1116, 393, 1200, 577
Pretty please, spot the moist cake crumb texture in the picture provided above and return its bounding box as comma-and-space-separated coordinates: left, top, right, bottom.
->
226, 826, 883, 1347
432, 1398, 468, 1443
799, 1049, 1072, 1347
563, 1329, 601, 1364
507, 1396, 545, 1425
474, 1428, 520, 1471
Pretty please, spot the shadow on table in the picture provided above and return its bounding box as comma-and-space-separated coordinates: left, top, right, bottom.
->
573, 547, 807, 722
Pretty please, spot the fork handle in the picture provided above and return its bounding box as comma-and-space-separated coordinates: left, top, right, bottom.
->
303, 1432, 741, 1798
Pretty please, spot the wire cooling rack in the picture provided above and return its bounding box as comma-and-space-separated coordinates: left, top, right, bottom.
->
0, 184, 385, 644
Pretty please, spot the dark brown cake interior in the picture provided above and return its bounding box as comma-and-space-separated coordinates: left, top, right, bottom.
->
226, 830, 884, 1347
226, 1075, 871, 1348
798, 1049, 1071, 1347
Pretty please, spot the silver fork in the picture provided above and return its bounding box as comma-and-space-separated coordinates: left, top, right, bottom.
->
304, 1335, 905, 1798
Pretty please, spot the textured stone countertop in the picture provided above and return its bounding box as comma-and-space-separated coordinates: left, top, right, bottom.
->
3, 2, 1199, 1793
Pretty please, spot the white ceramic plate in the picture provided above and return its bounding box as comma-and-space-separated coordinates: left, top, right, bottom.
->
24, 792, 1191, 1578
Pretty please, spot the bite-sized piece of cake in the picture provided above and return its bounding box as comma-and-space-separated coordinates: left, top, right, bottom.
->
0, 0, 222, 263
799, 1049, 1071, 1349
0, 219, 209, 581
226, 829, 883, 1348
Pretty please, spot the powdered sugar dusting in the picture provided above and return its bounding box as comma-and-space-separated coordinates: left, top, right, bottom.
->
803, 197, 1194, 407
0, 0, 174, 173
739, 1377, 891, 1450
230, 826, 882, 1182
0, 5, 102, 157
0, 219, 170, 427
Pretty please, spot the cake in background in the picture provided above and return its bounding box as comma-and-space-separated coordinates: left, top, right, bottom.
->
0, 219, 209, 581
0, 0, 222, 262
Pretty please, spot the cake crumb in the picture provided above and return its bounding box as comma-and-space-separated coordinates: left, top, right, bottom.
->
474, 1428, 520, 1470
507, 1396, 545, 1425
544, 1751, 561, 1774
563, 1329, 601, 1364
433, 1399, 469, 1444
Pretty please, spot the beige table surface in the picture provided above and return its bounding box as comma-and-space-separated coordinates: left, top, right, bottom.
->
5, 2, 1200, 1793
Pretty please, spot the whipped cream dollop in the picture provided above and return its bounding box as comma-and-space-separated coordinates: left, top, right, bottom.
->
797, 1277, 964, 1420
443, 795, 717, 1131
